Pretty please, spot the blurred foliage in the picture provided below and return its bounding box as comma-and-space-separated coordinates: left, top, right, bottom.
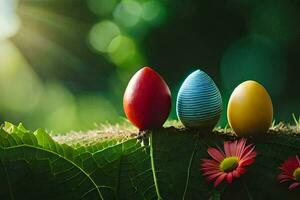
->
0, 0, 299, 133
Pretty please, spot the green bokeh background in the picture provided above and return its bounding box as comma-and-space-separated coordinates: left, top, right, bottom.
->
0, 0, 299, 133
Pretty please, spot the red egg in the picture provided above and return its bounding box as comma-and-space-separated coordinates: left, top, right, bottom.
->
123, 67, 172, 130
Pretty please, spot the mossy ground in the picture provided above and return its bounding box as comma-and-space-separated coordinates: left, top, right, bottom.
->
53, 120, 300, 146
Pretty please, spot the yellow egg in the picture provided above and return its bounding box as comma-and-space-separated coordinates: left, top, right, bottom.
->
227, 80, 273, 136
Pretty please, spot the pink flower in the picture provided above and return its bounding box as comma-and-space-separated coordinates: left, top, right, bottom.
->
278, 155, 300, 190
200, 138, 257, 187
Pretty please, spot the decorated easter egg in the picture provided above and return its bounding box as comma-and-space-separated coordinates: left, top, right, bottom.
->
176, 69, 222, 130
123, 67, 171, 130
227, 80, 273, 136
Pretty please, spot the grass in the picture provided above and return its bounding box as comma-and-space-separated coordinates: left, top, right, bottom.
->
53, 121, 138, 146
292, 113, 300, 131
53, 117, 300, 146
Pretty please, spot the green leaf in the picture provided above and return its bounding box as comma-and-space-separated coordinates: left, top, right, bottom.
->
150, 128, 300, 200
241, 135, 300, 199
0, 122, 300, 199
150, 128, 220, 199
0, 146, 103, 200
0, 123, 156, 200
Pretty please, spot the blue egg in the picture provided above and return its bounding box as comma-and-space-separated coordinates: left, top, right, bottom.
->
176, 69, 222, 129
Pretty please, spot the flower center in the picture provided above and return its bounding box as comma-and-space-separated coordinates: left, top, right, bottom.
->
220, 157, 239, 172
293, 167, 300, 181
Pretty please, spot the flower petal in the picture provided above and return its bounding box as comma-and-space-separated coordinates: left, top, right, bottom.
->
230, 140, 238, 156
278, 156, 300, 178
203, 169, 221, 176
232, 170, 240, 178
207, 147, 225, 162
207, 172, 224, 181
289, 182, 300, 190
278, 174, 293, 181
239, 158, 255, 167
279, 179, 292, 183
201, 159, 219, 164
224, 141, 232, 157
237, 167, 246, 174
201, 167, 220, 172
226, 172, 233, 184
201, 160, 219, 168
214, 173, 227, 187
296, 155, 300, 166
236, 139, 246, 158
241, 145, 255, 159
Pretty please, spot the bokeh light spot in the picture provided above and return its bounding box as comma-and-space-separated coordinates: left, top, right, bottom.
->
249, 2, 297, 46
89, 20, 120, 53
77, 94, 118, 129
41, 82, 77, 133
113, 0, 142, 27
108, 35, 136, 65
87, 0, 118, 16
221, 34, 286, 96
0, 0, 20, 40
142, 1, 166, 24
0, 41, 42, 113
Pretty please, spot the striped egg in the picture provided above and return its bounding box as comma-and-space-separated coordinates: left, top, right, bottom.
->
176, 69, 222, 130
